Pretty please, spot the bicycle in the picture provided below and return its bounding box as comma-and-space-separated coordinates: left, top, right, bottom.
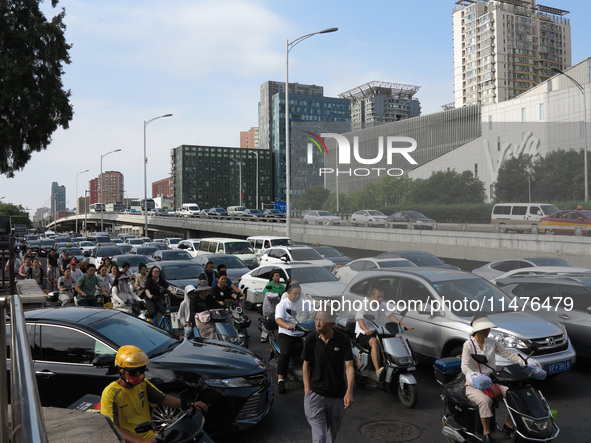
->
150, 308, 176, 335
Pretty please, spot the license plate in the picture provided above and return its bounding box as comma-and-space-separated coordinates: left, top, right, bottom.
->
546, 360, 570, 374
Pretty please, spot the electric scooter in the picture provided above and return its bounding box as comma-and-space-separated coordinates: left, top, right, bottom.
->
435, 342, 558, 442
337, 314, 419, 408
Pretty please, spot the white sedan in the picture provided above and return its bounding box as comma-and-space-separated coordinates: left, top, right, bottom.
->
260, 246, 336, 273
350, 210, 388, 227
335, 257, 418, 283
238, 263, 346, 308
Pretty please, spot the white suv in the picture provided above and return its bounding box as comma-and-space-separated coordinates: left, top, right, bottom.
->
260, 246, 336, 273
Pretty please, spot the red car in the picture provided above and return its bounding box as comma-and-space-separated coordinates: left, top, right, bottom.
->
539, 210, 591, 235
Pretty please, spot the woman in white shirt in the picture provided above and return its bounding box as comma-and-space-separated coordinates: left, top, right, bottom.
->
461, 315, 524, 441
111, 272, 142, 313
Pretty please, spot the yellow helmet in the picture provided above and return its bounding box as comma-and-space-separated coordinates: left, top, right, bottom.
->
115, 345, 149, 369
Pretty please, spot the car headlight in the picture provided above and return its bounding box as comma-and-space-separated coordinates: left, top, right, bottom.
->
205, 377, 256, 388
491, 332, 526, 349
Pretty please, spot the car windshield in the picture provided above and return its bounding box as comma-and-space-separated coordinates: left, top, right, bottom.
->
168, 239, 181, 245
379, 260, 417, 268
527, 257, 574, 267
315, 246, 342, 257
97, 247, 124, 256
431, 278, 513, 315
268, 210, 282, 215
209, 256, 245, 268
163, 250, 192, 260
115, 255, 151, 267
41, 240, 54, 247
249, 210, 263, 215
79, 241, 95, 247
271, 239, 293, 247
134, 247, 158, 255
290, 248, 324, 261
128, 239, 144, 245
400, 252, 443, 266
367, 210, 386, 216
288, 266, 338, 283
60, 248, 83, 256
540, 205, 559, 215
317, 211, 333, 217
226, 242, 254, 254
93, 315, 177, 355
405, 211, 428, 220
160, 263, 204, 280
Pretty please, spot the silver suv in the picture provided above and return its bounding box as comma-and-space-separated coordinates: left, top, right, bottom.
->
340, 268, 576, 375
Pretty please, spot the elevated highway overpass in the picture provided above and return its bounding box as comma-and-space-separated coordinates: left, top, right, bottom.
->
47, 214, 591, 268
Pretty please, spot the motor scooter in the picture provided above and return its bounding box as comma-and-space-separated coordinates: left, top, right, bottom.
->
227, 298, 251, 348
135, 391, 215, 443
194, 306, 247, 348
435, 342, 558, 442
336, 314, 418, 408
265, 308, 315, 381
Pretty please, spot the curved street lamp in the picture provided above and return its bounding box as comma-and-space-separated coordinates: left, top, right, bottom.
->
552, 67, 588, 202
285, 27, 338, 238
144, 114, 173, 236
75, 169, 89, 233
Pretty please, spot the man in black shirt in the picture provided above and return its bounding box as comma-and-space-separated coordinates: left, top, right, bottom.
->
198, 261, 216, 287
302, 309, 354, 443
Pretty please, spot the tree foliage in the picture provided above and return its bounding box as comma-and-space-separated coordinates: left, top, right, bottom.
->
0, 0, 73, 177
293, 186, 330, 210
0, 203, 31, 225
493, 154, 533, 202
493, 150, 590, 202
407, 170, 485, 204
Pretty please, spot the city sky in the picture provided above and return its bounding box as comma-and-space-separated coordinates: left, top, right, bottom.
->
1, 0, 589, 216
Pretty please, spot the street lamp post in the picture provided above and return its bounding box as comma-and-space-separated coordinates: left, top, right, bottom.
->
248, 150, 259, 209
226, 156, 243, 206
510, 169, 531, 203
75, 169, 89, 233
144, 114, 173, 236
285, 27, 338, 238
100, 149, 122, 232
552, 67, 589, 202
84, 190, 89, 233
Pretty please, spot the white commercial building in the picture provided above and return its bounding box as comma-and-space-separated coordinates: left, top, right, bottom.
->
410, 57, 590, 201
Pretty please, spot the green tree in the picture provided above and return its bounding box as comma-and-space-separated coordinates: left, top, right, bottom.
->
293, 186, 330, 210
407, 170, 485, 204
532, 149, 589, 201
493, 154, 534, 202
0, 0, 73, 177
0, 203, 31, 225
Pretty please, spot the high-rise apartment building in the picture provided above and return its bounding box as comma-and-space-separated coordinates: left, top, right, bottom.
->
89, 171, 124, 205
258, 81, 351, 201
339, 81, 421, 131
240, 127, 259, 150
51, 182, 66, 214
453, 0, 571, 107
170, 145, 272, 209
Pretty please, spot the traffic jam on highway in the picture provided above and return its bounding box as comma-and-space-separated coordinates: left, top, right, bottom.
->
4, 208, 590, 443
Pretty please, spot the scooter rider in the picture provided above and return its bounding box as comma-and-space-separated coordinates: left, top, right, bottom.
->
462, 315, 530, 441
355, 288, 412, 380
101, 345, 208, 443
274, 281, 312, 394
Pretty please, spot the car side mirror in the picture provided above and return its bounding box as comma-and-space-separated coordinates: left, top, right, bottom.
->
92, 354, 117, 374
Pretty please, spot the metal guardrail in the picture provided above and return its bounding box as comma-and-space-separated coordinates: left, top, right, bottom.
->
0, 292, 49, 443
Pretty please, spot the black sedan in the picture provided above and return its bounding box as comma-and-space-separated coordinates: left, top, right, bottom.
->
387, 211, 435, 230
8, 308, 273, 435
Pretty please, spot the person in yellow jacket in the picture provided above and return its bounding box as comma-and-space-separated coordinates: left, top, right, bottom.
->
101, 345, 208, 442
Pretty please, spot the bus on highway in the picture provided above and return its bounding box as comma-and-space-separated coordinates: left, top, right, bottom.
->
130, 199, 155, 213
89, 203, 105, 213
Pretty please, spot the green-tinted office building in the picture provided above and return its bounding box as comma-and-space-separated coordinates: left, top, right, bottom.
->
171, 145, 272, 210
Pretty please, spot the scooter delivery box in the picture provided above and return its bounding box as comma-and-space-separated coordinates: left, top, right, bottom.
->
434, 357, 462, 384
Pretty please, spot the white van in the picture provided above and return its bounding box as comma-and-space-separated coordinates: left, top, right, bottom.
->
227, 206, 247, 218
491, 203, 559, 232
181, 203, 201, 216
197, 237, 257, 268
246, 236, 295, 262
